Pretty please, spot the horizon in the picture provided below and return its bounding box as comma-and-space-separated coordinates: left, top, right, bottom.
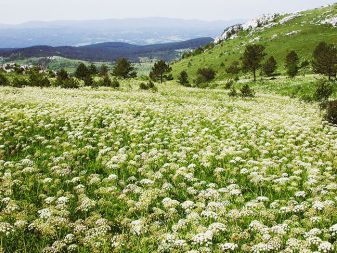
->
0, 0, 336, 24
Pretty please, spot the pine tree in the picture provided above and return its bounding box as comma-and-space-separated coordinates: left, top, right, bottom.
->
285, 51, 299, 78
262, 56, 277, 77
100, 64, 109, 76
89, 63, 98, 75
312, 42, 337, 80
149, 60, 172, 83
75, 63, 90, 79
242, 44, 266, 81
178, 70, 189, 86
112, 58, 136, 78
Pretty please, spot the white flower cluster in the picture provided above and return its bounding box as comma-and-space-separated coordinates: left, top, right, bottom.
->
0, 85, 336, 252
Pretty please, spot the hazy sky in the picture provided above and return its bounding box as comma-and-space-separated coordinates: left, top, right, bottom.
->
0, 0, 336, 24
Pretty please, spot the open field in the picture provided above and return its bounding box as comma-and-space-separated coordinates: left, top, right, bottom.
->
0, 84, 337, 252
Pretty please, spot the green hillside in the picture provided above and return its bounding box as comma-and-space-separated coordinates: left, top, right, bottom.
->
172, 3, 337, 81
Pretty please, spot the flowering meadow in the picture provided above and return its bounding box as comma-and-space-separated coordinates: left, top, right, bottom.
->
0, 85, 337, 253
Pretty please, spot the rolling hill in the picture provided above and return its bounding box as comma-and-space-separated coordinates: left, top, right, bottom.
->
172, 3, 337, 80
0, 37, 213, 62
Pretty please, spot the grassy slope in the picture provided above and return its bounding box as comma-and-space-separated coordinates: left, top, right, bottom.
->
172, 4, 337, 81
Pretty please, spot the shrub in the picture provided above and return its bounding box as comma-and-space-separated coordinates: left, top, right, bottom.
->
262, 56, 277, 77
194, 68, 216, 87
139, 80, 157, 91
228, 87, 238, 97
178, 71, 190, 86
323, 100, 337, 125
61, 78, 80, 89
314, 79, 333, 102
111, 78, 120, 88
12, 77, 29, 88
0, 73, 9, 86
29, 72, 51, 87
225, 79, 234, 90
240, 84, 255, 97
83, 76, 94, 87
285, 51, 299, 78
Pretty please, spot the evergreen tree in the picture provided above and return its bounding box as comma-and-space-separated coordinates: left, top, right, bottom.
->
285, 51, 299, 78
57, 69, 69, 81
100, 64, 109, 76
75, 63, 90, 79
89, 63, 98, 75
149, 60, 172, 83
178, 70, 189, 86
83, 75, 94, 87
242, 44, 266, 81
262, 56, 277, 77
312, 42, 337, 80
112, 58, 136, 78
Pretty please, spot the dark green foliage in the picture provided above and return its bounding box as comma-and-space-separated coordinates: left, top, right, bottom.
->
75, 63, 90, 79
312, 41, 337, 80
285, 51, 299, 77
83, 75, 94, 87
228, 86, 238, 97
112, 58, 137, 79
57, 69, 69, 81
240, 84, 255, 97
194, 67, 216, 86
0, 73, 9, 86
323, 100, 337, 125
100, 75, 112, 87
29, 71, 51, 87
111, 78, 120, 88
263, 56, 277, 77
314, 79, 333, 102
89, 63, 98, 75
12, 77, 29, 88
242, 44, 266, 81
225, 79, 234, 89
149, 60, 172, 83
178, 71, 190, 86
139, 80, 157, 91
61, 77, 80, 89
100, 64, 109, 76
226, 61, 241, 76
48, 70, 56, 78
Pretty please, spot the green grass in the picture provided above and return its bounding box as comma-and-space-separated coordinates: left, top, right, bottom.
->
172, 4, 337, 82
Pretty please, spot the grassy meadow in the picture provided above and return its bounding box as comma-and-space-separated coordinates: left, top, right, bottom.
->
0, 82, 337, 252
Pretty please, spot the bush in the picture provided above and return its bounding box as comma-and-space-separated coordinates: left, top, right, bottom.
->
139, 80, 157, 91
12, 77, 29, 88
111, 78, 120, 88
228, 87, 238, 97
240, 84, 255, 97
178, 71, 190, 86
29, 72, 51, 87
225, 79, 234, 89
324, 100, 337, 125
314, 79, 333, 102
0, 73, 9, 86
194, 67, 216, 87
61, 78, 80, 89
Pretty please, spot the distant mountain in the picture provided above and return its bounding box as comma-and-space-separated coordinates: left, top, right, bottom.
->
0, 17, 243, 48
0, 37, 214, 62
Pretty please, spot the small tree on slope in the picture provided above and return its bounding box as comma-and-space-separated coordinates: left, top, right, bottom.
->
242, 44, 266, 82
312, 42, 337, 80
